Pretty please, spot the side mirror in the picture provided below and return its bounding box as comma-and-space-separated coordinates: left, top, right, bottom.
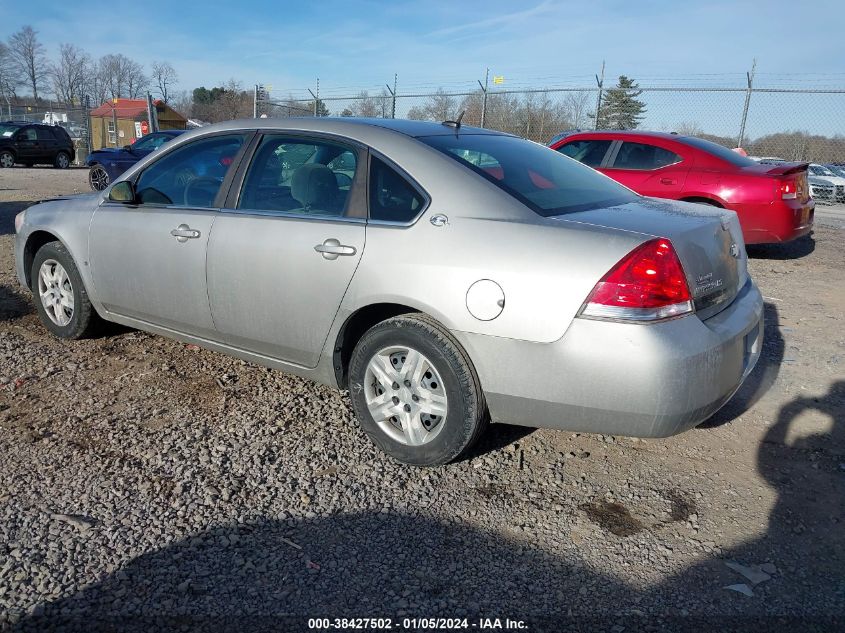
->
123, 144, 133, 152
108, 181, 136, 204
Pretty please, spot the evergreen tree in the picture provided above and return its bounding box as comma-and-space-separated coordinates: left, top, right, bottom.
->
594, 75, 646, 129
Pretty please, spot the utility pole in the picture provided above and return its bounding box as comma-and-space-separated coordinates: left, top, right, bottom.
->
594, 60, 605, 130
146, 92, 159, 133
737, 58, 757, 149
478, 67, 489, 128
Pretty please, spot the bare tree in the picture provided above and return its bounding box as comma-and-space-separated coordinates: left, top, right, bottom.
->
0, 42, 20, 109
214, 79, 251, 121
170, 89, 193, 118
348, 90, 381, 117
126, 59, 148, 98
7, 25, 48, 100
407, 88, 456, 121
51, 44, 90, 105
563, 91, 590, 129
99, 54, 148, 99
151, 61, 177, 103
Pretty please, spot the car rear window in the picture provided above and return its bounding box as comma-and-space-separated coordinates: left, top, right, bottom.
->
680, 136, 758, 167
0, 123, 20, 137
419, 134, 636, 217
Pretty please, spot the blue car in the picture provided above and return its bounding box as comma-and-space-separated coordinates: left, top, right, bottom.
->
87, 130, 185, 190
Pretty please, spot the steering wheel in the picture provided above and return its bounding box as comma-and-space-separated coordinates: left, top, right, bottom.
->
183, 176, 221, 207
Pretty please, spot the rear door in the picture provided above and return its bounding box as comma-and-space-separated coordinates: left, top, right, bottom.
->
36, 126, 58, 161
206, 133, 366, 368
604, 140, 688, 197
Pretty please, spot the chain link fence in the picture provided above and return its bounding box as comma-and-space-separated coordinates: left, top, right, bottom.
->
261, 85, 845, 163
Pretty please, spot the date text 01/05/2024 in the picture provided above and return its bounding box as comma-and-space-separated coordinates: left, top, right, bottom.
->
307, 617, 529, 630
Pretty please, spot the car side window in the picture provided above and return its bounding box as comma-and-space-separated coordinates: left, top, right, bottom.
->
19, 128, 37, 141
36, 127, 55, 141
237, 136, 357, 217
369, 156, 426, 223
134, 133, 246, 208
611, 142, 681, 170
556, 140, 612, 167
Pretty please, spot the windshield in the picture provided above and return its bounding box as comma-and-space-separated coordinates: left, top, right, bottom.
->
810, 165, 835, 177
0, 123, 20, 138
133, 133, 175, 152
680, 136, 759, 167
418, 134, 636, 217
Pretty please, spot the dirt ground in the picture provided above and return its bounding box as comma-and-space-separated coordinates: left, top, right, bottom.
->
0, 167, 843, 630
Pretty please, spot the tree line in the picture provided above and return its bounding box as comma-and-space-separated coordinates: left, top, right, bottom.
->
0, 25, 179, 108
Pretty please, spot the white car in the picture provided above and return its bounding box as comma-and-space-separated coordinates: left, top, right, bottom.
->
808, 164, 845, 202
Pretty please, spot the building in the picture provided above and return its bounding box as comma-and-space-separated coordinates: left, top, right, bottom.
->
89, 98, 187, 149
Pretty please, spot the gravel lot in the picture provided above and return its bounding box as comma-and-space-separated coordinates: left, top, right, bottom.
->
0, 167, 843, 631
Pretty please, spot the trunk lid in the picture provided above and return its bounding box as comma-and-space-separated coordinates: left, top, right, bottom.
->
552, 198, 746, 320
741, 161, 810, 203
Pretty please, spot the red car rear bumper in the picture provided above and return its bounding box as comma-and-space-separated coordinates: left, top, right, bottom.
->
733, 199, 814, 244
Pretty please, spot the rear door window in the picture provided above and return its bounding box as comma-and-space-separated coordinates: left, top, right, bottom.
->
556, 139, 612, 167
611, 142, 681, 170
237, 135, 358, 217
36, 127, 56, 141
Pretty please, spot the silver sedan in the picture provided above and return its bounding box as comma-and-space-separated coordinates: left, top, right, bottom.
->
14, 118, 763, 465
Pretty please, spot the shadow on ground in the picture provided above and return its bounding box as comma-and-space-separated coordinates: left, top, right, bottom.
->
0, 201, 30, 236
746, 234, 815, 260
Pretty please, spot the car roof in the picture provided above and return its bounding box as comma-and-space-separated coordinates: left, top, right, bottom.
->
196, 116, 510, 140
561, 130, 685, 141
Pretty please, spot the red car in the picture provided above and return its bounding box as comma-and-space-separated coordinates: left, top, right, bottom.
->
550, 131, 814, 244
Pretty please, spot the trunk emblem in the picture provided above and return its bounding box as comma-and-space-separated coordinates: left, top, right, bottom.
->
730, 243, 741, 258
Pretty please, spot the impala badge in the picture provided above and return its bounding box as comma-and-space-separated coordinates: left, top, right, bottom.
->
730, 243, 740, 258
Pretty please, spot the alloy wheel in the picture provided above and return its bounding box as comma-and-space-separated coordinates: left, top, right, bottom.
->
0, 152, 13, 168
37, 259, 74, 326
56, 153, 69, 169
89, 166, 110, 190
364, 346, 448, 446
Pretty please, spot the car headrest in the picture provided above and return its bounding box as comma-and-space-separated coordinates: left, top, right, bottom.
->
291, 163, 338, 210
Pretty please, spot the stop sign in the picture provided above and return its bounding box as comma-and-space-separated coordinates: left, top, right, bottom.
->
140, 120, 149, 135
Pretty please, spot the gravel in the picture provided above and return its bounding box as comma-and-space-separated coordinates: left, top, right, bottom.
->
0, 168, 843, 630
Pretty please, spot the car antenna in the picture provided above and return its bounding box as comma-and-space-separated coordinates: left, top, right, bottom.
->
442, 110, 466, 129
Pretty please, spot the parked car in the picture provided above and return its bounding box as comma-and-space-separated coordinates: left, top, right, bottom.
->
808, 176, 836, 203
807, 164, 845, 202
823, 164, 845, 179
86, 130, 186, 190
0, 121, 75, 168
14, 118, 763, 465
551, 131, 814, 244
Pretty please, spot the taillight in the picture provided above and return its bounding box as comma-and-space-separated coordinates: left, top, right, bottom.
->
780, 180, 797, 200
580, 238, 694, 322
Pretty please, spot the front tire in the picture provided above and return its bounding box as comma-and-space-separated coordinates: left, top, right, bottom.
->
54, 151, 70, 169
89, 164, 110, 190
348, 313, 487, 466
31, 241, 100, 339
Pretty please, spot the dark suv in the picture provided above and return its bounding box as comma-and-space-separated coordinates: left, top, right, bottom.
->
0, 121, 75, 169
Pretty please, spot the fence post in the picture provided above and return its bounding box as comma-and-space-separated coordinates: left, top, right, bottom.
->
253, 84, 258, 118
84, 95, 91, 157
594, 60, 605, 130
392, 74, 397, 119
308, 78, 320, 116
478, 68, 489, 128
737, 58, 757, 149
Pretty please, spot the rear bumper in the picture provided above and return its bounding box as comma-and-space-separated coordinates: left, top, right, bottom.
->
455, 280, 764, 438
738, 199, 814, 244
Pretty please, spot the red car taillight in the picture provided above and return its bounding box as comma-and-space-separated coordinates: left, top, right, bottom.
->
580, 238, 694, 322
780, 180, 797, 200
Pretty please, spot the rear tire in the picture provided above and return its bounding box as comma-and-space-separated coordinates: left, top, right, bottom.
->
31, 241, 100, 339
348, 313, 488, 466
54, 151, 70, 169
0, 150, 14, 168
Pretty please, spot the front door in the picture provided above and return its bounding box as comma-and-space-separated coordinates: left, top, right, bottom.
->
89, 132, 249, 338
14, 127, 40, 163
207, 134, 366, 368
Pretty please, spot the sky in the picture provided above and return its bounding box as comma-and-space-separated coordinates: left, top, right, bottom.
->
3, 0, 845, 136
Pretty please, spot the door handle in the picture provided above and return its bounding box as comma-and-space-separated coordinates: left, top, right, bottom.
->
314, 238, 356, 260
170, 224, 201, 242
660, 178, 676, 185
